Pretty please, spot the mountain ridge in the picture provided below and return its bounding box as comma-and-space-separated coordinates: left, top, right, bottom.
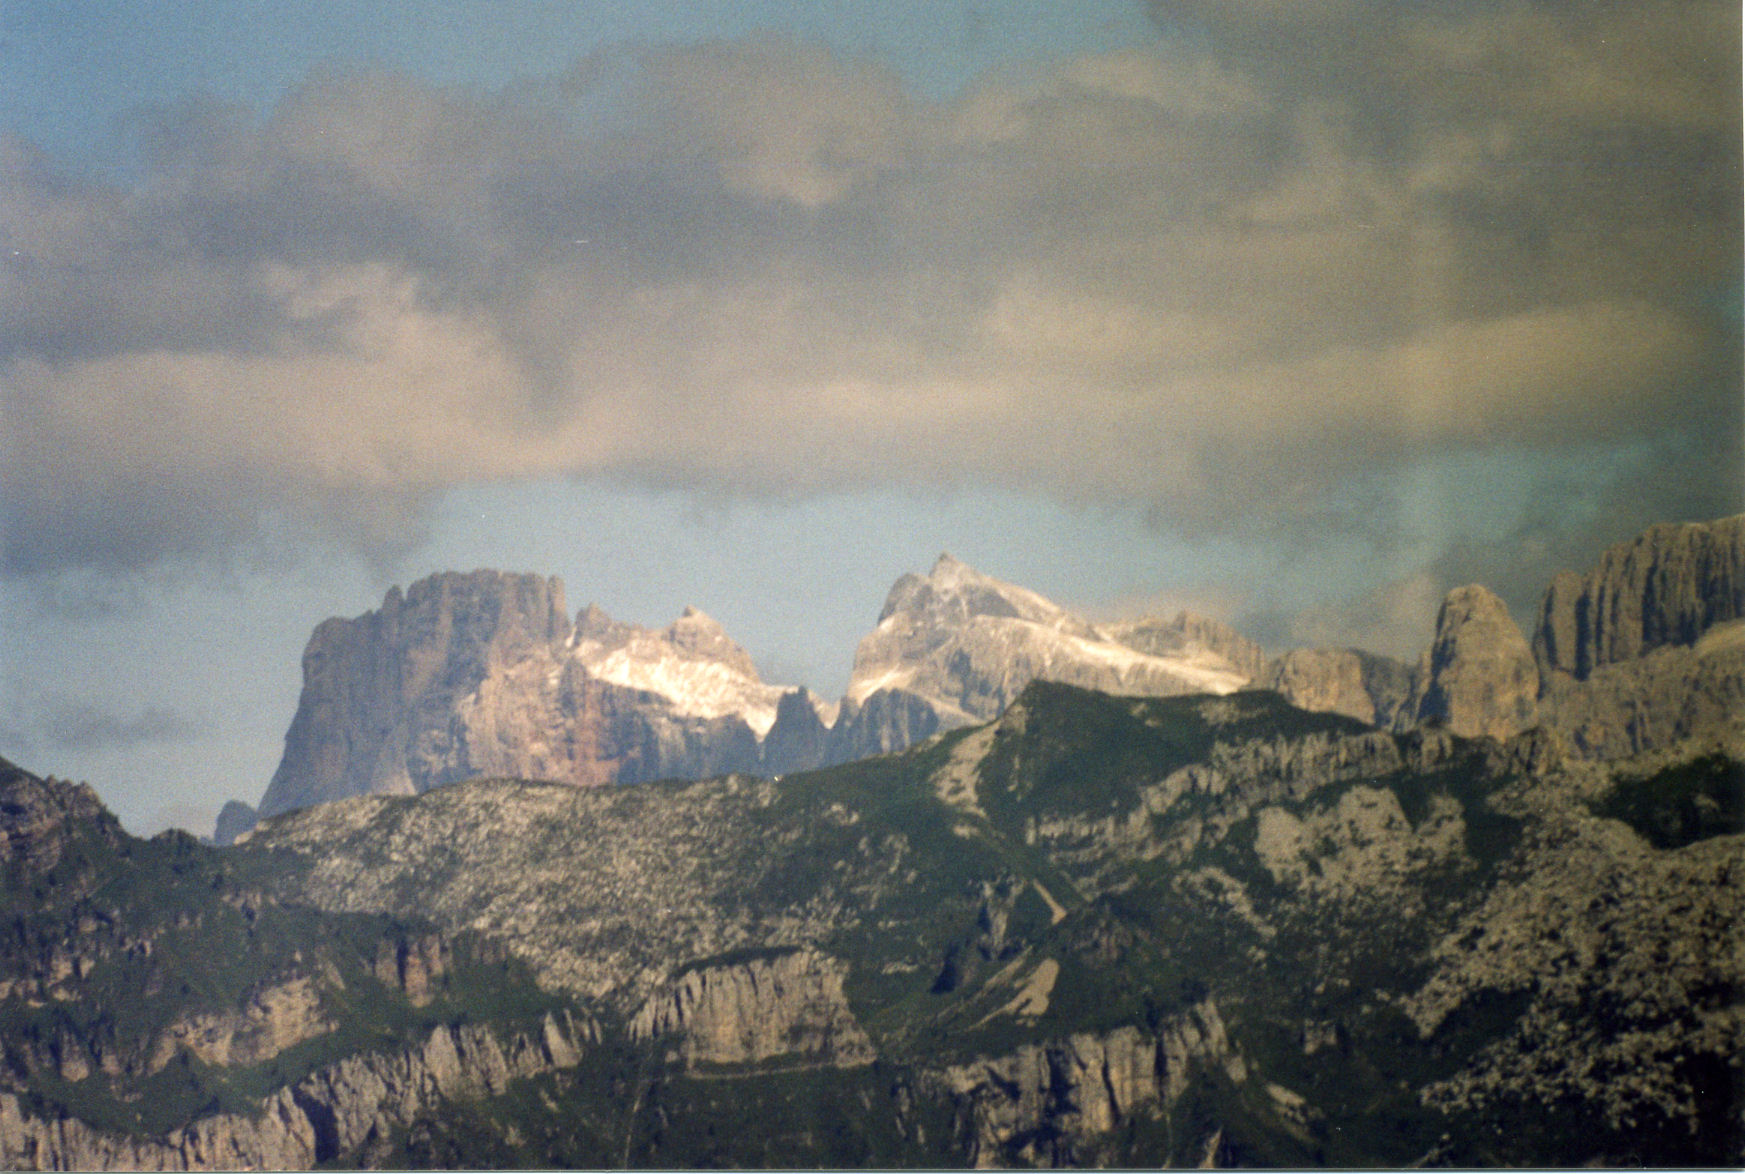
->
5, 669, 1738, 1168
240, 515, 1743, 838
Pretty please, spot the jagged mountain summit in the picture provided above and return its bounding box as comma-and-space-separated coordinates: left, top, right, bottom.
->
242, 515, 1743, 835
249, 555, 1408, 828
843, 552, 1252, 725
254, 572, 788, 824
1401, 514, 1745, 756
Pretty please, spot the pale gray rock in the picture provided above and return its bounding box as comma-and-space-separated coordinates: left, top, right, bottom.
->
0, 1013, 592, 1171
630, 948, 875, 1069
148, 976, 332, 1072
258, 573, 783, 816
1103, 612, 1271, 682
1262, 647, 1413, 727
1401, 585, 1540, 741
934, 1001, 1247, 1168
259, 570, 573, 817
834, 554, 1253, 756
0, 757, 111, 870
1523, 516, 1745, 758
1539, 628, 1745, 758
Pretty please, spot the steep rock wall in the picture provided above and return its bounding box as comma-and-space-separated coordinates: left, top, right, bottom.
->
933, 1001, 1249, 1168
630, 948, 874, 1069
1536, 515, 1745, 682
1401, 585, 1540, 741
0, 1013, 591, 1172
259, 571, 572, 817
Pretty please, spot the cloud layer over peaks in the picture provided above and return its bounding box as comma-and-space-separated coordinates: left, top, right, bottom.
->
3, 4, 1738, 579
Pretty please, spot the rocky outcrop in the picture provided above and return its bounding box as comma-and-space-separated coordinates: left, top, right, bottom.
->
0, 757, 115, 870
1253, 784, 1468, 902
373, 933, 453, 1006
1402, 791, 1745, 1139
1537, 629, 1745, 758
1401, 585, 1540, 741
1535, 515, 1745, 682
0, 1012, 592, 1171
249, 555, 1458, 824
212, 800, 256, 847
257, 573, 783, 816
630, 948, 875, 1069
1508, 517, 1745, 759
149, 976, 333, 1071
1103, 612, 1270, 682
248, 517, 1745, 823
1375, 517, 1745, 757
759, 688, 836, 775
259, 571, 574, 816
933, 1001, 1248, 1168
1262, 647, 1413, 727
834, 555, 1253, 755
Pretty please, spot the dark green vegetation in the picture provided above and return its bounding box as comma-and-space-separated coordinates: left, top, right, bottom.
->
0, 759, 569, 1143
1593, 752, 1745, 849
3, 681, 1741, 1168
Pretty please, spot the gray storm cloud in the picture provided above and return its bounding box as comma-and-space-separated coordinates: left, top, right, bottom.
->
1, 3, 1737, 578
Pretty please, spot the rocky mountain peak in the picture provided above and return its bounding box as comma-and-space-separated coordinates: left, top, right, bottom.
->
663, 607, 758, 677
0, 756, 114, 870
1402, 584, 1540, 741
568, 604, 785, 736
257, 569, 574, 818
846, 557, 1248, 723
876, 554, 1073, 631
1535, 514, 1745, 682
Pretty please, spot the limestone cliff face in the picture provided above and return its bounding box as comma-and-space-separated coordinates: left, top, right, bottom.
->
259, 571, 573, 817
630, 948, 875, 1069
0, 1013, 591, 1172
257, 573, 773, 817
1537, 628, 1745, 758
1401, 585, 1540, 741
832, 555, 1255, 759
1535, 515, 1745, 682
148, 976, 333, 1072
1262, 647, 1412, 727
934, 1001, 1248, 1168
1512, 516, 1745, 758
1378, 517, 1745, 756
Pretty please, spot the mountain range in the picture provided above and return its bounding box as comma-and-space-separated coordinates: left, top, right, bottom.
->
230, 515, 1743, 840
0, 514, 1740, 1169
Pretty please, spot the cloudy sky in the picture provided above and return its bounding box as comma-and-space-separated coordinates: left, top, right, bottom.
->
1, 0, 1738, 835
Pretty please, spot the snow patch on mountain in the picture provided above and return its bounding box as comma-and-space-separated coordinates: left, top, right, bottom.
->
846, 554, 1251, 716
573, 606, 792, 737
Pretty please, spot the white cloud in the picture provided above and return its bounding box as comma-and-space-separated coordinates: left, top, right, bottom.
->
1, 10, 1736, 581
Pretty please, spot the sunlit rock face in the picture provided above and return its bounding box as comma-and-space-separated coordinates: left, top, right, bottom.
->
257, 572, 780, 817
1262, 646, 1413, 727
1381, 517, 1745, 756
257, 553, 1420, 825
253, 516, 1745, 828
833, 553, 1256, 754
630, 948, 875, 1069
1402, 584, 1541, 741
